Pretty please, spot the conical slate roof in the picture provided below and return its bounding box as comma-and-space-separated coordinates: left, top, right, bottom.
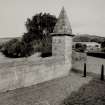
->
53, 7, 72, 35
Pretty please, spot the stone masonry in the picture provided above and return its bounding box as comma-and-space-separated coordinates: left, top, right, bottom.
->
51, 7, 74, 64
0, 7, 74, 93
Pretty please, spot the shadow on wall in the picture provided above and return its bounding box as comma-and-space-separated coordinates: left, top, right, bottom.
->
62, 79, 105, 105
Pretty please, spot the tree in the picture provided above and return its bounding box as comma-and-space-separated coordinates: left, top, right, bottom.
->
22, 12, 57, 56
22, 13, 57, 43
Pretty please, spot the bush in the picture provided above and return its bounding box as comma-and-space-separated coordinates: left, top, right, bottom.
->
75, 43, 86, 52
1, 37, 52, 58
1, 38, 36, 58
1, 39, 19, 57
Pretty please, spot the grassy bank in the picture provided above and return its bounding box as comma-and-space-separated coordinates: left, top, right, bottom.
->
62, 79, 105, 105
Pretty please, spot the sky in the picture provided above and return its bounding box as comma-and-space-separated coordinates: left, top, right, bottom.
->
0, 0, 105, 38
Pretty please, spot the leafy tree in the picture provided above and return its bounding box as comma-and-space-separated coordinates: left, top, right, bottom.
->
22, 13, 57, 43
22, 12, 57, 56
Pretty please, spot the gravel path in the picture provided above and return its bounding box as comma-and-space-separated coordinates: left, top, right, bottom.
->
0, 72, 92, 105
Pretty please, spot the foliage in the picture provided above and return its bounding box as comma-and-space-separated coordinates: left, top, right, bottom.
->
22, 12, 56, 57
2, 13, 57, 58
22, 13, 57, 43
101, 41, 105, 48
2, 39, 26, 57
75, 43, 86, 52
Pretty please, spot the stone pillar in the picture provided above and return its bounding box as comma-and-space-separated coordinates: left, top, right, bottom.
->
51, 7, 74, 66
52, 35, 73, 64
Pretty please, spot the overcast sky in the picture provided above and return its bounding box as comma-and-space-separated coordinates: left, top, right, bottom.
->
0, 0, 105, 38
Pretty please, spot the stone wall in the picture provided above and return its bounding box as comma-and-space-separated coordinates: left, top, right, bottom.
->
0, 55, 71, 93
72, 51, 105, 76
0, 7, 73, 93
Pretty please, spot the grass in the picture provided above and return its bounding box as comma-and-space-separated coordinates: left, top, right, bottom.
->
62, 79, 105, 105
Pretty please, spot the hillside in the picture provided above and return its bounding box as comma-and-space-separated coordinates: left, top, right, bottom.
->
0, 34, 105, 45
73, 34, 105, 43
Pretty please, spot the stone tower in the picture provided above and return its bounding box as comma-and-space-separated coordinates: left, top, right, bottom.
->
51, 7, 74, 64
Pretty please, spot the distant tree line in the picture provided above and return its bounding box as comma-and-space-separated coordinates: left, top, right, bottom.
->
1, 13, 57, 58
73, 35, 105, 43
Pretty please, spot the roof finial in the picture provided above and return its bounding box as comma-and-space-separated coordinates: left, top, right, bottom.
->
53, 6, 72, 35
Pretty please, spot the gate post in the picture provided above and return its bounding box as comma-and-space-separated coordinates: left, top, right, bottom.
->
83, 63, 86, 77
100, 64, 104, 81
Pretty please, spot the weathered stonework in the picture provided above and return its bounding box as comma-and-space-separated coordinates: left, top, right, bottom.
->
0, 7, 73, 93
51, 7, 73, 65
53, 7, 72, 34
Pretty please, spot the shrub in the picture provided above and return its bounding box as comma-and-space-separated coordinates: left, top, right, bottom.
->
75, 43, 86, 52
1, 38, 35, 58
1, 37, 52, 58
